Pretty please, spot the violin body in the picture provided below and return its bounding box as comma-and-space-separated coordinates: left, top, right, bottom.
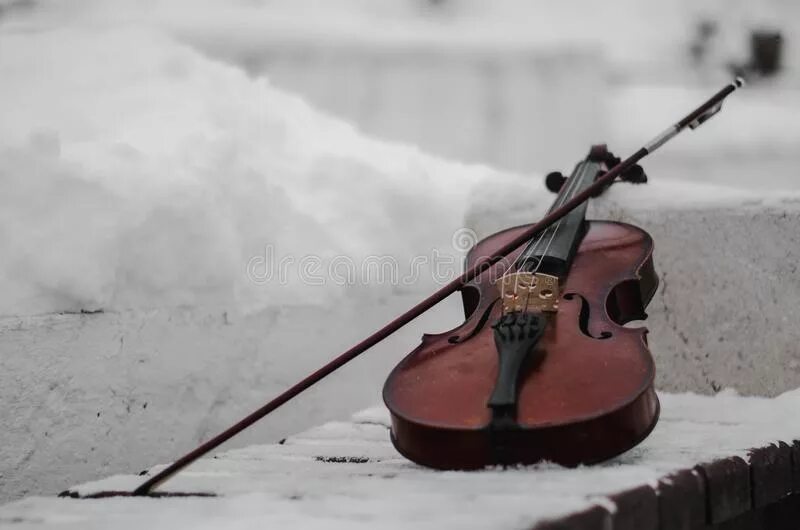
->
383, 220, 660, 469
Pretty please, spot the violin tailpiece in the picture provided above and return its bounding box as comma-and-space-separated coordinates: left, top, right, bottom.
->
488, 312, 547, 422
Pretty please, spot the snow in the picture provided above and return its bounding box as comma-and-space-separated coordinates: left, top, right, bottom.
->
11, 0, 782, 72
41, 0, 799, 190
2, 388, 800, 529
0, 23, 507, 318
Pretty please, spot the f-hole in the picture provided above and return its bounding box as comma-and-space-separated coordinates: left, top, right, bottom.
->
563, 293, 612, 340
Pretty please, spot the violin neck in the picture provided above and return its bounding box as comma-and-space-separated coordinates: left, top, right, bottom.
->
518, 156, 604, 279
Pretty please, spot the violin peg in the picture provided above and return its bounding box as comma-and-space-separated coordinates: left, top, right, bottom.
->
545, 171, 566, 193
622, 164, 648, 184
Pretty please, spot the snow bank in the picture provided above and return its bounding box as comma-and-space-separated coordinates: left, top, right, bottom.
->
0, 24, 507, 317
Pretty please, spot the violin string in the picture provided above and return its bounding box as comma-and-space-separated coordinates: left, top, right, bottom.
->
523, 162, 590, 313
504, 163, 585, 315
500, 183, 564, 314
507, 161, 583, 275
531, 162, 589, 275
500, 162, 587, 315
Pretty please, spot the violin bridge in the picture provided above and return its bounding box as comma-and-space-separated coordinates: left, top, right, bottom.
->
496, 272, 560, 314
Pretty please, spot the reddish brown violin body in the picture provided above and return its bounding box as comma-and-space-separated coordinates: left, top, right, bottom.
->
383, 219, 660, 469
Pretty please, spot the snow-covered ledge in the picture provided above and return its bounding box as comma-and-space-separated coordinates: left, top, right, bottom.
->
2, 390, 799, 529
466, 176, 800, 398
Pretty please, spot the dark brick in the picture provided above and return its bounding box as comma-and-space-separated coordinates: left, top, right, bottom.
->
609, 485, 658, 530
792, 441, 800, 494
532, 505, 609, 530
696, 456, 751, 524
761, 493, 800, 530
749, 443, 793, 508
713, 509, 764, 530
657, 469, 706, 530
715, 494, 800, 530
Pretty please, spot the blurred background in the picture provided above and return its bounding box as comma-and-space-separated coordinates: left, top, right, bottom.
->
3, 0, 798, 187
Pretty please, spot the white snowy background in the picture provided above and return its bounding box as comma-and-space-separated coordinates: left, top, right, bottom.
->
2, 0, 799, 507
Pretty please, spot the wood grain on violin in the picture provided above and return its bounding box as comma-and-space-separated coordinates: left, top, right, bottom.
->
384, 221, 660, 469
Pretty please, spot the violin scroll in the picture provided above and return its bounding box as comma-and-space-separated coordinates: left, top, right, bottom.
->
545, 145, 648, 194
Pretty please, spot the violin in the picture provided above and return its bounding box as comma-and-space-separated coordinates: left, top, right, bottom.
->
109, 78, 744, 497
384, 144, 658, 468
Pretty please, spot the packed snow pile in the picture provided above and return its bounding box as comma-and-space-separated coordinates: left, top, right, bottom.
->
0, 24, 510, 318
